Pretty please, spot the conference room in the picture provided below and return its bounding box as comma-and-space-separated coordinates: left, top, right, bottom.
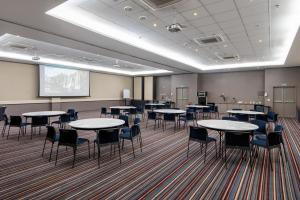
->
0, 0, 299, 199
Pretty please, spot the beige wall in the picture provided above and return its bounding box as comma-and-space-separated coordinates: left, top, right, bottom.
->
171, 74, 198, 104
133, 77, 142, 100
155, 75, 171, 100
0, 60, 133, 104
198, 70, 265, 103
144, 76, 153, 101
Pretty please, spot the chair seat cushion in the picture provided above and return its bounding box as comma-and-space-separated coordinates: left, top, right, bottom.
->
77, 138, 89, 145
120, 128, 132, 139
251, 136, 267, 147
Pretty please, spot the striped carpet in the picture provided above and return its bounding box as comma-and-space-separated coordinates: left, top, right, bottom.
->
0, 111, 299, 199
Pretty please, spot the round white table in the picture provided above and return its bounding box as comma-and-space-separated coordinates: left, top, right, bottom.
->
22, 111, 66, 117
197, 119, 258, 157
69, 118, 125, 131
145, 103, 165, 106
186, 105, 210, 109
109, 106, 136, 110
227, 110, 265, 115
153, 109, 186, 114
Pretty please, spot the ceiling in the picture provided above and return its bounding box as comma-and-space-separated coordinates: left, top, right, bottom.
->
0, 0, 299, 75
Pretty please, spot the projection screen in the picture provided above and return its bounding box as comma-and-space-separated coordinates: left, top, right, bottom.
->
39, 65, 90, 97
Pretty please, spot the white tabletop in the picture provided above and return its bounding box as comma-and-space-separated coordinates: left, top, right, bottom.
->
227, 110, 265, 115
145, 103, 165, 106
69, 118, 125, 130
110, 106, 136, 110
22, 111, 66, 117
153, 109, 186, 114
186, 105, 210, 108
197, 120, 258, 132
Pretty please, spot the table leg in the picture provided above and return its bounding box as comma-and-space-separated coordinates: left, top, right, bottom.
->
218, 131, 223, 158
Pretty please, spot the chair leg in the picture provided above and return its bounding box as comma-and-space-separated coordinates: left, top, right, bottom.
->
146, 119, 148, 128
30, 127, 33, 140
215, 141, 217, 158
17, 127, 21, 141
204, 143, 207, 163
42, 139, 47, 157
93, 142, 95, 159
118, 141, 122, 164
55, 145, 59, 166
6, 125, 11, 139
2, 125, 6, 137
122, 139, 124, 150
49, 142, 54, 162
97, 142, 101, 168
269, 150, 273, 171
139, 135, 142, 152
187, 140, 190, 158
72, 147, 77, 168
88, 141, 90, 159
131, 139, 135, 158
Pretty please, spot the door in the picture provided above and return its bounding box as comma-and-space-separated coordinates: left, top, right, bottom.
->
176, 87, 189, 109
273, 86, 296, 118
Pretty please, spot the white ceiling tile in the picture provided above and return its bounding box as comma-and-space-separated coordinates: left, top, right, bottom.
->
180, 7, 209, 20
189, 16, 215, 27
205, 0, 235, 14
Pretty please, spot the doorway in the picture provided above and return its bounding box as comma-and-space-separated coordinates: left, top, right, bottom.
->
176, 87, 189, 109
273, 86, 296, 118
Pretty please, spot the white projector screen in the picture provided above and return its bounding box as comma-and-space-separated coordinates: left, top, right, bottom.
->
39, 65, 90, 97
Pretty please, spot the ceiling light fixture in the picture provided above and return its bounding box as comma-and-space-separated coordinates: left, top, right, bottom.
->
193, 12, 198, 16
123, 6, 133, 12
153, 23, 157, 27
258, 39, 262, 43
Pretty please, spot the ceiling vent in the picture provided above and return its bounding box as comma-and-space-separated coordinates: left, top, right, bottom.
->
222, 55, 239, 60
8, 43, 30, 50
140, 0, 183, 10
194, 35, 224, 46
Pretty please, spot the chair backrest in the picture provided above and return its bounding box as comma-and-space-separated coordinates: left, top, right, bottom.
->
59, 129, 78, 146
267, 111, 278, 122
236, 114, 249, 122
144, 105, 152, 110
46, 126, 57, 141
274, 124, 283, 133
134, 117, 141, 125
136, 105, 144, 113
67, 109, 78, 120
186, 112, 195, 120
255, 114, 268, 122
129, 108, 137, 114
32, 116, 48, 126
111, 108, 120, 115
60, 114, 71, 123
0, 106, 6, 119
203, 107, 210, 112
147, 111, 156, 120
97, 129, 119, 144
119, 115, 129, 127
222, 116, 238, 121
9, 116, 22, 126
2, 114, 8, 124
225, 131, 250, 148
101, 107, 107, 114
267, 132, 282, 147
251, 119, 267, 134
164, 113, 175, 121
186, 108, 195, 113
189, 126, 208, 141
131, 124, 140, 138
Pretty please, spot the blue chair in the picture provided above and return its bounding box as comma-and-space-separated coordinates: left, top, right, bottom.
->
236, 114, 249, 122
6, 115, 28, 140
94, 129, 121, 167
42, 126, 59, 161
120, 124, 142, 157
30, 116, 48, 139
222, 116, 238, 121
146, 111, 161, 129
55, 129, 90, 168
111, 108, 120, 118
119, 115, 129, 127
224, 131, 252, 168
251, 124, 285, 171
255, 114, 268, 122
133, 117, 141, 125
179, 111, 196, 128
163, 113, 176, 131
267, 111, 278, 124
67, 109, 78, 121
250, 120, 267, 138
187, 126, 217, 162
51, 114, 71, 129
100, 107, 110, 117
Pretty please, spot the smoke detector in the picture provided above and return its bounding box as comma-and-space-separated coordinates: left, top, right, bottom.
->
166, 23, 186, 33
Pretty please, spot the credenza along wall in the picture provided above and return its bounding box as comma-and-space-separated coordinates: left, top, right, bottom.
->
0, 60, 133, 115
155, 67, 300, 118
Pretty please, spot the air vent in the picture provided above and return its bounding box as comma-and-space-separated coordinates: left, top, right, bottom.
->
222, 55, 239, 60
140, 0, 183, 10
194, 35, 224, 46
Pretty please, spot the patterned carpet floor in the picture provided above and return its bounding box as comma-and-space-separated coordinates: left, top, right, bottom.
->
0, 111, 299, 199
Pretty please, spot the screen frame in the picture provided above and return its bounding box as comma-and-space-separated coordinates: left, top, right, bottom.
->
38, 65, 91, 97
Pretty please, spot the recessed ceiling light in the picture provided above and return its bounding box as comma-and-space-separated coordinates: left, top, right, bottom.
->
258, 39, 262, 43
139, 16, 147, 21
153, 23, 157, 27
193, 12, 198, 16
223, 44, 228, 48
124, 6, 133, 12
